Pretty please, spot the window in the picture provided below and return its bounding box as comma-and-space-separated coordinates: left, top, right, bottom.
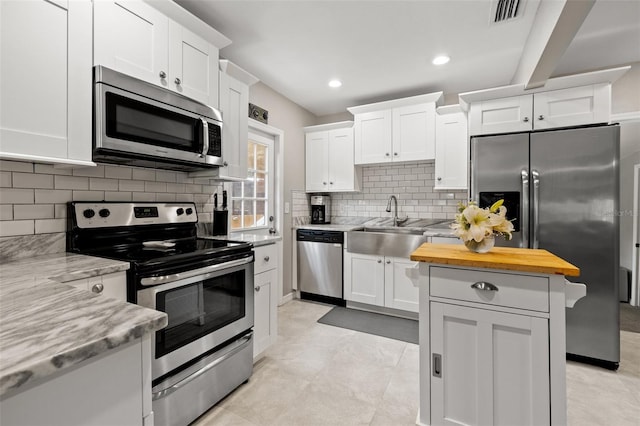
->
231, 137, 272, 230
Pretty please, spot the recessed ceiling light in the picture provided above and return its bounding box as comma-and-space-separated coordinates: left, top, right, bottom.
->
328, 79, 342, 88
432, 55, 450, 65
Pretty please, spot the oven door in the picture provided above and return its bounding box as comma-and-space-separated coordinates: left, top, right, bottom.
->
137, 257, 254, 379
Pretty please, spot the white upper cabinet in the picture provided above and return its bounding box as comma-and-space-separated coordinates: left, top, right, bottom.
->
348, 93, 443, 165
0, 0, 94, 166
94, 0, 227, 107
468, 83, 611, 135
304, 122, 361, 192
434, 105, 468, 190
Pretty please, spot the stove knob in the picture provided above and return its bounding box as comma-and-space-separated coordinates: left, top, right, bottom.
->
99, 208, 110, 218
176, 208, 184, 216
83, 209, 95, 219
186, 208, 193, 215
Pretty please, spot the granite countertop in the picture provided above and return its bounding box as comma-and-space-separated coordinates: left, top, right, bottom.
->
200, 232, 282, 247
0, 253, 168, 397
410, 243, 580, 276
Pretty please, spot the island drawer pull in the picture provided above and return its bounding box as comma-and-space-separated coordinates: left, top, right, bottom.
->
91, 283, 104, 294
432, 353, 442, 378
471, 281, 499, 292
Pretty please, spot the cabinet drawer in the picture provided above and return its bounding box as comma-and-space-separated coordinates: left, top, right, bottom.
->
254, 243, 278, 274
430, 266, 549, 312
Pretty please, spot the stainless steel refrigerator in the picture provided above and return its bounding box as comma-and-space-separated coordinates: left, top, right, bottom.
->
471, 124, 620, 368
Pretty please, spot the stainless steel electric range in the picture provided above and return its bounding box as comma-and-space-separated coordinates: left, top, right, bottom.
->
67, 201, 254, 426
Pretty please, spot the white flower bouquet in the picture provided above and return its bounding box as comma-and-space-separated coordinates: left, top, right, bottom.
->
451, 200, 514, 252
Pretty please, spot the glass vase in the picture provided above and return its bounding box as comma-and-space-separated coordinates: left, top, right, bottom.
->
464, 234, 495, 253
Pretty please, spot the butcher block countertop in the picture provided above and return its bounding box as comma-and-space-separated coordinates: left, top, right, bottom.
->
410, 243, 580, 277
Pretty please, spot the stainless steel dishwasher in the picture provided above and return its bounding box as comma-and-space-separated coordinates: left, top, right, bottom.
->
296, 229, 345, 306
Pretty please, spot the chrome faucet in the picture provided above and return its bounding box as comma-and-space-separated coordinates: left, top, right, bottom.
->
386, 195, 399, 226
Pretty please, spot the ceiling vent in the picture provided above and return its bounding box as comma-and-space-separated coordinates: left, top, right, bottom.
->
491, 0, 522, 23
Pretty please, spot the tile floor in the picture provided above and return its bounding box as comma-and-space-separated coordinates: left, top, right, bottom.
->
194, 299, 640, 426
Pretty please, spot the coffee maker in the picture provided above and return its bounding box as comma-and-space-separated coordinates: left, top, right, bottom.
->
310, 195, 331, 224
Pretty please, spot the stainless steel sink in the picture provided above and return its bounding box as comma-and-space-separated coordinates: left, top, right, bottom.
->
347, 228, 427, 258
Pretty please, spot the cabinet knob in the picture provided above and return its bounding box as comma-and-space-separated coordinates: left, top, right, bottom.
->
255, 286, 261, 292
393, 152, 398, 156
386, 259, 391, 264
329, 182, 334, 185
377, 259, 382, 263
538, 115, 544, 120
437, 177, 442, 181
385, 153, 390, 157
523, 117, 529, 122
159, 71, 166, 79
223, 161, 228, 167
264, 256, 270, 262
323, 181, 327, 185
91, 283, 104, 294
175, 77, 181, 85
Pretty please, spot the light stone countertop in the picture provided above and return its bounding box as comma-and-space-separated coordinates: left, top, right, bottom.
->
295, 217, 453, 234
200, 232, 282, 247
0, 253, 168, 397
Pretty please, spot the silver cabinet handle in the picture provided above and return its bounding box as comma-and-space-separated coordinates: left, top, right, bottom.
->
329, 182, 334, 185
437, 177, 442, 181
386, 259, 391, 264
385, 153, 390, 156
538, 115, 544, 120
255, 286, 261, 292
159, 71, 166, 79
264, 256, 270, 262
521, 169, 529, 248
175, 77, 181, 85
471, 281, 499, 292
223, 161, 228, 167
523, 117, 529, 122
377, 259, 382, 263
393, 152, 398, 156
322, 181, 327, 185
432, 353, 442, 378
91, 283, 104, 294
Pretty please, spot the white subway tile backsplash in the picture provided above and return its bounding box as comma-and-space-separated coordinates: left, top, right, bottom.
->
35, 219, 65, 234
89, 178, 119, 191
119, 180, 145, 192
14, 204, 55, 220
175, 194, 195, 202
0, 161, 33, 173
54, 204, 67, 218
0, 205, 13, 220
145, 181, 167, 193
72, 165, 105, 178
1, 172, 11, 187
1, 188, 34, 204
0, 220, 34, 236
34, 164, 73, 175
131, 168, 156, 181
155, 170, 177, 183
72, 191, 105, 201
104, 191, 132, 201
105, 165, 132, 179
35, 189, 72, 204
133, 192, 156, 202
156, 193, 176, 202
184, 184, 202, 193
54, 175, 89, 190
166, 183, 186, 193
12, 173, 54, 189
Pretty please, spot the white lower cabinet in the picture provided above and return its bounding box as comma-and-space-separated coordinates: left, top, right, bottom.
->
430, 302, 549, 426
344, 252, 419, 313
253, 243, 279, 359
66, 272, 127, 301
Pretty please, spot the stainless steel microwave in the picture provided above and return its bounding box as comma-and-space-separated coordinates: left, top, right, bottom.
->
93, 66, 223, 171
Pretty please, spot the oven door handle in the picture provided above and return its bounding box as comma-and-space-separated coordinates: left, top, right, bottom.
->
140, 256, 253, 286
152, 332, 253, 401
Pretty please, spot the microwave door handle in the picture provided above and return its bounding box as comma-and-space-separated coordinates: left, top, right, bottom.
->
200, 118, 209, 158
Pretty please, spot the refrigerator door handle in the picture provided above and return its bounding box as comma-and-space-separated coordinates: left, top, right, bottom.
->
532, 170, 540, 249
521, 169, 529, 248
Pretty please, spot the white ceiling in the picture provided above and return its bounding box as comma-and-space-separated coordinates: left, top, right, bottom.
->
176, 0, 640, 117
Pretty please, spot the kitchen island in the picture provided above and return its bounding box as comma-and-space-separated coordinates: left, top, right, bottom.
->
0, 253, 167, 425
410, 243, 584, 426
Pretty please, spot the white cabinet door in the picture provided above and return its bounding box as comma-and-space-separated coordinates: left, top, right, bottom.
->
93, 0, 168, 86
384, 257, 419, 312
533, 84, 610, 130
1, 0, 93, 165
430, 302, 550, 426
354, 110, 392, 164
253, 268, 276, 358
344, 252, 385, 306
393, 103, 436, 162
218, 70, 249, 179
305, 131, 329, 192
435, 109, 468, 190
327, 127, 356, 191
469, 95, 533, 136
168, 21, 218, 107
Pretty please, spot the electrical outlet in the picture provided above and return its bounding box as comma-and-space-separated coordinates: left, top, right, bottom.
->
284, 202, 290, 214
